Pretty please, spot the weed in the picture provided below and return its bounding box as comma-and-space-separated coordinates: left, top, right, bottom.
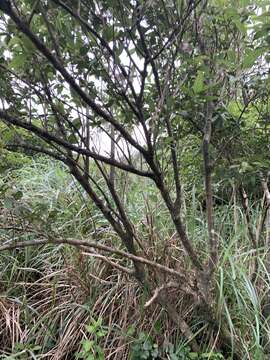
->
75, 318, 107, 360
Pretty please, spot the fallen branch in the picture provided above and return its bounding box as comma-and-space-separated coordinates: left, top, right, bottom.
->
82, 251, 133, 276
0, 237, 188, 282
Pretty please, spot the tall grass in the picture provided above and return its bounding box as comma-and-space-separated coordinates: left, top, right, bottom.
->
1, 157, 270, 359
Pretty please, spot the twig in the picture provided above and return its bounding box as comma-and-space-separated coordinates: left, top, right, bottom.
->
82, 252, 133, 276
144, 282, 178, 308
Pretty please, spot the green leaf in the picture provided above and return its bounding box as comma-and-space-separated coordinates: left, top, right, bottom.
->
83, 340, 94, 352
21, 34, 35, 53
142, 340, 152, 351
193, 70, 205, 94
153, 320, 161, 333
4, 196, 14, 209
85, 325, 95, 333
9, 53, 28, 70
189, 352, 199, 359
95, 345, 104, 357
67, 134, 77, 144
72, 118, 82, 130
96, 330, 106, 338
13, 190, 23, 200
254, 25, 270, 40
126, 325, 135, 336
87, 355, 95, 360
242, 48, 263, 68
233, 18, 246, 33
103, 26, 114, 42
80, 47, 89, 56
8, 36, 21, 49
31, 345, 42, 351
96, 318, 102, 326
76, 351, 85, 358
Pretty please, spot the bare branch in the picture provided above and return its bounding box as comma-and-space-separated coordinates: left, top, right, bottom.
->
0, 237, 187, 281
239, 185, 257, 249
144, 282, 178, 308
82, 252, 133, 276
0, 110, 154, 179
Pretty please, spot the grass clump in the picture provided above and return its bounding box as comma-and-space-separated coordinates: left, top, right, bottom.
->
1, 157, 270, 359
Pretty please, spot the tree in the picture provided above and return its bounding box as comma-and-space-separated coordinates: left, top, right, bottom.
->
0, 0, 269, 355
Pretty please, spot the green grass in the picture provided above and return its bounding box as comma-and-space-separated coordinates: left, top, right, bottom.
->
1, 156, 270, 359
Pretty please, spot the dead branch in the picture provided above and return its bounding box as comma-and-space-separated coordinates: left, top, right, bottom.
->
0, 237, 189, 282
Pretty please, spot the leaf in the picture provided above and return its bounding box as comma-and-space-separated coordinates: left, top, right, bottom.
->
167, 96, 175, 108
96, 330, 106, 338
87, 355, 95, 360
80, 47, 89, 56
72, 118, 82, 130
85, 325, 95, 333
224, 7, 239, 21
233, 18, 246, 34
32, 345, 42, 351
83, 340, 94, 352
242, 48, 263, 68
8, 36, 21, 49
103, 26, 114, 42
153, 319, 161, 333
13, 190, 23, 200
254, 24, 270, 40
95, 344, 105, 357
76, 351, 85, 358
96, 318, 102, 326
9, 53, 28, 70
21, 34, 35, 53
126, 325, 135, 336
193, 70, 205, 94
189, 353, 199, 359
67, 134, 77, 143
142, 352, 149, 359
4, 196, 14, 209
143, 340, 152, 351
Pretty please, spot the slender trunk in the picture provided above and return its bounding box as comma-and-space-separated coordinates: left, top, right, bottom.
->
203, 100, 218, 275
261, 176, 270, 246
109, 124, 116, 187
84, 106, 90, 178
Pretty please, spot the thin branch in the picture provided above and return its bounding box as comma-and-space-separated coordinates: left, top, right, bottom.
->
82, 252, 133, 276
51, 0, 139, 104
3, 3, 147, 155
260, 174, 270, 246
5, 143, 66, 162
136, 13, 161, 97
239, 185, 257, 249
144, 282, 178, 308
0, 237, 187, 281
39, 2, 62, 61
152, 0, 204, 60
0, 110, 154, 179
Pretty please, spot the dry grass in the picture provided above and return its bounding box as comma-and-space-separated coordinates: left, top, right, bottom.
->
0, 241, 198, 359
1, 159, 270, 359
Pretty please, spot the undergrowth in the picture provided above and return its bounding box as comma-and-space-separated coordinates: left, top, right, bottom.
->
0, 157, 270, 359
